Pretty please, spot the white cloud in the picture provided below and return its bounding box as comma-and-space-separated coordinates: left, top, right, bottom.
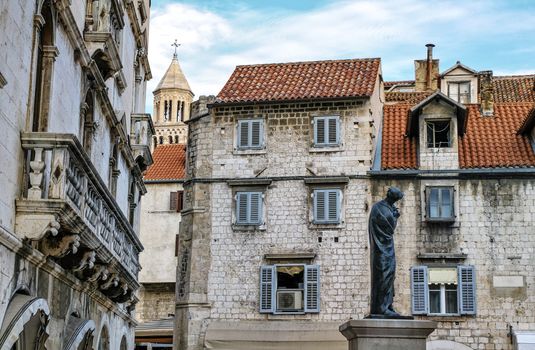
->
146, 0, 535, 112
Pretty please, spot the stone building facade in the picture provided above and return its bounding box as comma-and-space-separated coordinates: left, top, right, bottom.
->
0, 0, 152, 348
176, 47, 535, 350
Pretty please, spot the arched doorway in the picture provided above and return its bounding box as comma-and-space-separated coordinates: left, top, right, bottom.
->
98, 326, 110, 350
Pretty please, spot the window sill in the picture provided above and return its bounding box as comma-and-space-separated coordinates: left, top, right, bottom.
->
425, 218, 456, 224
309, 222, 345, 230
232, 224, 266, 231
422, 315, 473, 321
233, 149, 267, 155
309, 146, 343, 153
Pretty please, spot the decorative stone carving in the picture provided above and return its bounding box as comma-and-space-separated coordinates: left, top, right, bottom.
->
73, 250, 96, 272
100, 274, 119, 291
87, 264, 109, 283
42, 233, 81, 258
28, 148, 46, 199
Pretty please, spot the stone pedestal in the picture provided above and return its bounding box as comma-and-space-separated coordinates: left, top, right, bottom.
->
339, 319, 437, 350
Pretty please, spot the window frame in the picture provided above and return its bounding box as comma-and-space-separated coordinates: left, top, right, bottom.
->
426, 186, 455, 222
235, 191, 264, 226
237, 119, 264, 150
312, 188, 341, 224
426, 119, 452, 148
259, 264, 320, 315
447, 81, 471, 104
313, 115, 340, 147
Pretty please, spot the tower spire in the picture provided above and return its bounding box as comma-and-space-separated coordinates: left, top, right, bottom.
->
171, 39, 181, 59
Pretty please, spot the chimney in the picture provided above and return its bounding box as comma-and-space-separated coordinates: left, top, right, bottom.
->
479, 71, 494, 116
414, 44, 439, 91
191, 95, 216, 119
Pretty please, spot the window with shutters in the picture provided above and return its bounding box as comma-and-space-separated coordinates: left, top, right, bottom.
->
235, 191, 263, 225
259, 264, 320, 314
411, 265, 476, 316
237, 119, 264, 150
169, 191, 184, 212
313, 189, 341, 224
426, 187, 454, 222
313, 116, 340, 147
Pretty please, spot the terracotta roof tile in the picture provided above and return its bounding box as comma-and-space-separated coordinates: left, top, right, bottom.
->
216, 58, 381, 104
381, 102, 535, 170
493, 75, 535, 102
144, 144, 186, 180
384, 80, 414, 88
385, 91, 433, 104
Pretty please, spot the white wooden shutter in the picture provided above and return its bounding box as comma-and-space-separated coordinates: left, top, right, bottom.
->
236, 192, 249, 224
304, 265, 320, 313
314, 190, 326, 222
327, 117, 338, 144
327, 190, 339, 222
411, 266, 429, 315
458, 265, 476, 315
239, 121, 249, 148
315, 118, 325, 144
260, 265, 276, 313
251, 120, 262, 147
249, 192, 262, 224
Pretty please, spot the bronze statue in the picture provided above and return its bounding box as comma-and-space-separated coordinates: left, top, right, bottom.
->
368, 187, 404, 317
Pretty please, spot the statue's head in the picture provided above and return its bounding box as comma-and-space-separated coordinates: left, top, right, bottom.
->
386, 187, 404, 203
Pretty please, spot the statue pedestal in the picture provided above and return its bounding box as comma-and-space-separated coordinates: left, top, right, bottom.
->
339, 319, 437, 350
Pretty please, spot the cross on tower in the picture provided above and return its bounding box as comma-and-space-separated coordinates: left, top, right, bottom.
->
171, 39, 181, 59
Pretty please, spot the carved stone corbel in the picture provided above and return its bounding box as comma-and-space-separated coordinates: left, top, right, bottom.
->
106, 280, 128, 299
72, 250, 96, 272
100, 274, 119, 291
87, 264, 109, 283
42, 233, 80, 258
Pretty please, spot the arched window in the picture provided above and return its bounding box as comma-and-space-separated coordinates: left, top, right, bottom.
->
174, 135, 179, 144
98, 326, 110, 350
119, 336, 127, 350
81, 89, 95, 155
153, 136, 158, 149
32, 0, 57, 132
168, 135, 173, 144
159, 136, 163, 144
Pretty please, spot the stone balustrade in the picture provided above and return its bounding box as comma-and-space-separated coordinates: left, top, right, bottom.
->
16, 132, 142, 304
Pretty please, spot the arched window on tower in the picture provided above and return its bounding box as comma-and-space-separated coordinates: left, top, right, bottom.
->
153, 136, 158, 149
168, 100, 173, 121
163, 100, 169, 121
177, 100, 181, 122
174, 135, 179, 144
159, 136, 164, 144
168, 135, 173, 144
32, 0, 57, 132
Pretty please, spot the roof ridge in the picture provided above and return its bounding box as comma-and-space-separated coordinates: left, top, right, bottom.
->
494, 74, 535, 79
234, 57, 381, 68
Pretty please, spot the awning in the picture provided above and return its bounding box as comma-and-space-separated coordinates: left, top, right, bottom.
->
513, 330, 535, 350
205, 320, 346, 350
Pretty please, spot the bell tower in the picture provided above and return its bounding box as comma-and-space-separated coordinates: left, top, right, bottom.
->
152, 40, 193, 147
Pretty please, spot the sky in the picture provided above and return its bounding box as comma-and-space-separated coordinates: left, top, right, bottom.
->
145, 0, 535, 112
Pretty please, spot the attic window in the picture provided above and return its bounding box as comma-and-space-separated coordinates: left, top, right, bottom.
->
448, 82, 470, 104
426, 120, 451, 148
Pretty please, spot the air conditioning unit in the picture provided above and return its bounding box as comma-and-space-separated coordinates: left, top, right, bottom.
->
277, 290, 303, 311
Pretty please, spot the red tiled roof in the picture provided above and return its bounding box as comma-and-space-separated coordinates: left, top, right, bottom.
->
216, 58, 381, 104
493, 75, 535, 103
385, 91, 432, 104
144, 144, 186, 180
381, 102, 535, 170
384, 80, 414, 88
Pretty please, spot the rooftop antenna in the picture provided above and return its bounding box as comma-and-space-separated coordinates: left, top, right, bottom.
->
171, 39, 181, 59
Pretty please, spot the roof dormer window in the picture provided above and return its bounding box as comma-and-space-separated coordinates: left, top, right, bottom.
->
448, 82, 470, 104
426, 120, 451, 148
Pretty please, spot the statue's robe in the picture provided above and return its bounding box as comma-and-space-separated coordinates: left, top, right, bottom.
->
368, 199, 399, 315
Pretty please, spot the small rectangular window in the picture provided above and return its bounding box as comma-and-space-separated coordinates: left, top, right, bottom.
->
235, 191, 263, 225
237, 119, 264, 149
448, 82, 471, 104
314, 116, 340, 146
426, 120, 451, 148
426, 187, 454, 221
170, 191, 184, 212
313, 189, 341, 224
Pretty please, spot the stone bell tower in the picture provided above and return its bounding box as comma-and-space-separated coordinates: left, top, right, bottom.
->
152, 41, 194, 147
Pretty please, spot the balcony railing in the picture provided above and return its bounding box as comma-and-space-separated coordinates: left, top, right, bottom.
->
16, 132, 143, 304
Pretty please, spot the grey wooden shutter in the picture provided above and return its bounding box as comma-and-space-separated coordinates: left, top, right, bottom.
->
239, 121, 250, 148
304, 265, 320, 313
328, 117, 338, 144
236, 192, 249, 224
176, 191, 184, 212
411, 266, 428, 315
314, 190, 326, 222
315, 118, 325, 144
458, 265, 476, 315
249, 192, 262, 224
260, 265, 276, 313
169, 191, 178, 211
251, 120, 262, 147
327, 190, 339, 222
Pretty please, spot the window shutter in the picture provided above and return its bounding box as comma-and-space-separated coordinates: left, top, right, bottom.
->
249, 192, 262, 224
236, 193, 249, 224
315, 118, 325, 144
239, 121, 250, 148
169, 191, 178, 211
327, 190, 339, 222
260, 265, 276, 313
176, 191, 184, 212
328, 117, 338, 144
174, 234, 179, 257
304, 265, 320, 313
458, 265, 476, 315
314, 190, 326, 222
411, 266, 428, 315
251, 120, 262, 147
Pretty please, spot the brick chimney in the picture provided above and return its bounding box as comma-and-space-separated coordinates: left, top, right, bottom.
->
479, 70, 494, 116
414, 44, 440, 91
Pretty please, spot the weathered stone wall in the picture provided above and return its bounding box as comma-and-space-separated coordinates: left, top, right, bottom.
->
136, 284, 176, 323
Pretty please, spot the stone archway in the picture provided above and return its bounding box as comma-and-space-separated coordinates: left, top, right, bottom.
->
0, 294, 50, 350
63, 317, 96, 350
427, 340, 473, 350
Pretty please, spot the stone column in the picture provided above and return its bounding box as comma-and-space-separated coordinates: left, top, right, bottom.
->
339, 319, 437, 350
